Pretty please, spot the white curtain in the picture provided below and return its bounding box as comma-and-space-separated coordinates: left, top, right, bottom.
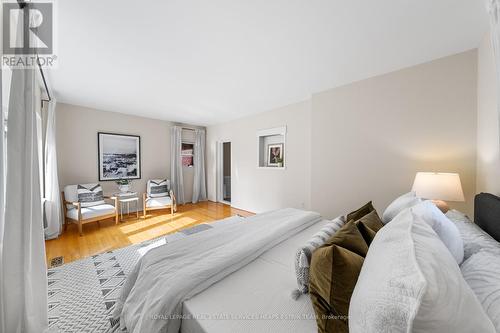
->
0, 66, 48, 332
490, 0, 500, 147
0, 48, 5, 333
192, 129, 207, 203
171, 126, 185, 204
490, 0, 500, 77
0, 6, 48, 329
44, 99, 62, 239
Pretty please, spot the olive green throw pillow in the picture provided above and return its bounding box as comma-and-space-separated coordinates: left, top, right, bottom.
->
345, 201, 375, 222
354, 210, 384, 245
355, 209, 384, 232
356, 222, 378, 246
324, 221, 368, 257
309, 221, 367, 333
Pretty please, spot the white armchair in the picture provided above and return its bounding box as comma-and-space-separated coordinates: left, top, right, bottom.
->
61, 184, 118, 236
143, 179, 177, 218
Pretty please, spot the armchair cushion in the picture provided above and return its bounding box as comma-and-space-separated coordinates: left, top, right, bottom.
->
146, 196, 172, 208
66, 204, 116, 221
63, 185, 79, 209
147, 179, 170, 198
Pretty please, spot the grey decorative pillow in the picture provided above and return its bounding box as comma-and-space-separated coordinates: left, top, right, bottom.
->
294, 215, 346, 295
148, 179, 170, 198
77, 184, 105, 207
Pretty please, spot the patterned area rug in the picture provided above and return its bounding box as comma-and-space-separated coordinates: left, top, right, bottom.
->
47, 223, 214, 333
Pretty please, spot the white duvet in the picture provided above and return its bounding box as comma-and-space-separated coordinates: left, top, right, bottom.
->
112, 208, 321, 333
461, 250, 500, 332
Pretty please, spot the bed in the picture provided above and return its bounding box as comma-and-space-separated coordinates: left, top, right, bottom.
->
182, 195, 500, 333
112, 194, 500, 333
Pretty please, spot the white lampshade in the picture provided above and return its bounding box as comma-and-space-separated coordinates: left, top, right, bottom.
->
412, 172, 465, 202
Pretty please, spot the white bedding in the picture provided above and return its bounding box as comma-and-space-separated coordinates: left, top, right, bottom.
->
112, 208, 322, 333
461, 250, 500, 332
181, 220, 330, 333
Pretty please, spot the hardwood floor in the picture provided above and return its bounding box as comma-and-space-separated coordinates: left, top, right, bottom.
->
45, 201, 253, 266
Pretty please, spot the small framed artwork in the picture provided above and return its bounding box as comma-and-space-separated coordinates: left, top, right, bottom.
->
181, 142, 194, 167
267, 143, 284, 167
98, 132, 141, 181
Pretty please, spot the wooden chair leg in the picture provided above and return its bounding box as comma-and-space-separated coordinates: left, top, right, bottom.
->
171, 206, 174, 217
115, 212, 119, 224
143, 207, 147, 218
78, 221, 83, 236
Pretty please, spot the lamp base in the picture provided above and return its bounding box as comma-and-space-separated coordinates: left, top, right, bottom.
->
431, 200, 449, 214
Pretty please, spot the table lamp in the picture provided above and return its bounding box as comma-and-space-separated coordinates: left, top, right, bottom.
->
411, 172, 465, 213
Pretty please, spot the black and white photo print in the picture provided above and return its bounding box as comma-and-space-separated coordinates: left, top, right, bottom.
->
98, 132, 141, 181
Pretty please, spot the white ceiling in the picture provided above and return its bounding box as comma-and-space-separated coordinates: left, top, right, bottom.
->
49, 0, 489, 126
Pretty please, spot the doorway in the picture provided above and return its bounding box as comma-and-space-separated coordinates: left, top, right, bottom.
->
222, 142, 231, 203
217, 141, 231, 205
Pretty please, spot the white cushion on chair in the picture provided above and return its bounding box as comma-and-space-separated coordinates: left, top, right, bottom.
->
146, 196, 172, 208
63, 185, 78, 208
66, 204, 116, 221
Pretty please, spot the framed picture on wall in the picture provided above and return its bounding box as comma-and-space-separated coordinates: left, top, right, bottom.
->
98, 132, 141, 181
267, 143, 283, 167
181, 142, 194, 167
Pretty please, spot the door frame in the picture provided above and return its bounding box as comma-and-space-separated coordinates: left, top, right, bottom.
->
216, 141, 231, 206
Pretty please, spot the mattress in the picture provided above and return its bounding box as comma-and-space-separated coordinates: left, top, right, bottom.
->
180, 219, 329, 333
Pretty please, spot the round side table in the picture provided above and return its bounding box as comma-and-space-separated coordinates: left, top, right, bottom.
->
116, 192, 139, 221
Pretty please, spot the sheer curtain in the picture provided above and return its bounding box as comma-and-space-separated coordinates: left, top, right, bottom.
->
44, 99, 62, 239
490, 1, 500, 76
0, 5, 48, 331
0, 47, 5, 333
192, 129, 207, 203
490, 0, 500, 144
1, 67, 48, 332
171, 126, 185, 204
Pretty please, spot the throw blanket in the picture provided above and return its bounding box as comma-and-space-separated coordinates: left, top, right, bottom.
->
112, 208, 321, 333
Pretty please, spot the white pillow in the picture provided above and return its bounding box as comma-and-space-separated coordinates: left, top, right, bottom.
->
412, 201, 464, 264
461, 250, 500, 331
349, 208, 495, 333
382, 191, 421, 224
446, 209, 500, 260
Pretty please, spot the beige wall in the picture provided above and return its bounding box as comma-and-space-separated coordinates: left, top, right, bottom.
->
57, 103, 178, 210
207, 101, 311, 213
312, 50, 477, 218
208, 50, 478, 217
476, 33, 500, 196
58, 50, 479, 216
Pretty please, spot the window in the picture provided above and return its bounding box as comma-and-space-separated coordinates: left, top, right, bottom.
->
181, 143, 194, 167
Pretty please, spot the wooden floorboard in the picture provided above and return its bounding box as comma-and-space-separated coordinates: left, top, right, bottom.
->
45, 201, 253, 266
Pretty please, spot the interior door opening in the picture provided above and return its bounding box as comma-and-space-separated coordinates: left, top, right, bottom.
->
222, 142, 231, 203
